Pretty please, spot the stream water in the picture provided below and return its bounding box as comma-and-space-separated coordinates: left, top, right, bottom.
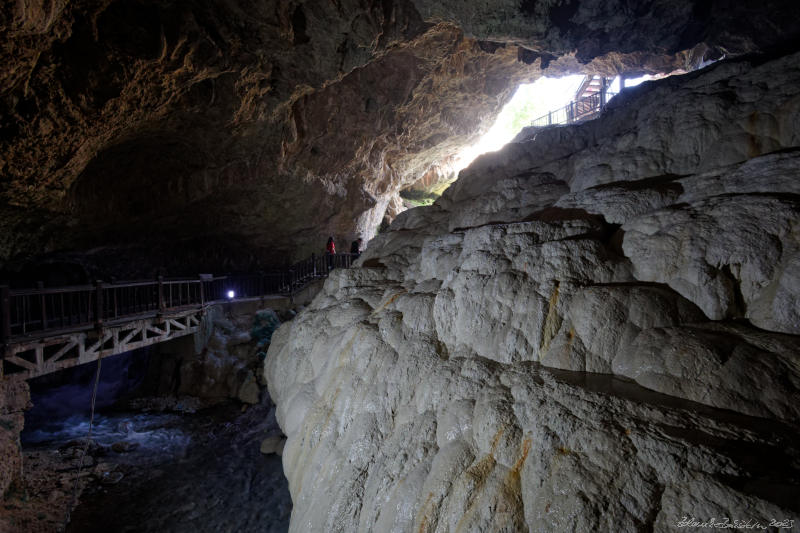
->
23, 411, 192, 462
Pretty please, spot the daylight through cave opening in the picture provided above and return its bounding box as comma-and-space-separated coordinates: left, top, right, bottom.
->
399, 72, 660, 209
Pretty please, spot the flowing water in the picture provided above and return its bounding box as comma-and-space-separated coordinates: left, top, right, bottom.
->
23, 411, 192, 462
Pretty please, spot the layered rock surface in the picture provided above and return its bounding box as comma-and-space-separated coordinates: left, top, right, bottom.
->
266, 51, 800, 531
3, 0, 800, 276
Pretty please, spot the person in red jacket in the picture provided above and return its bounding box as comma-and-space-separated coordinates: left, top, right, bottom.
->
325, 236, 335, 270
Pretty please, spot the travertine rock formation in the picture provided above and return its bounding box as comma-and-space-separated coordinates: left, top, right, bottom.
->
266, 51, 800, 532
3, 0, 799, 276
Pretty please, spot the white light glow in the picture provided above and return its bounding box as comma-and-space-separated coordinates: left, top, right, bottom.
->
454, 75, 585, 172
227, 290, 235, 299
624, 74, 653, 89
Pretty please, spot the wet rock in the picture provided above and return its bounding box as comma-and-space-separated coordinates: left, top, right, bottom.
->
260, 436, 287, 456
238, 373, 261, 405
93, 462, 117, 475
100, 471, 124, 485
111, 441, 140, 454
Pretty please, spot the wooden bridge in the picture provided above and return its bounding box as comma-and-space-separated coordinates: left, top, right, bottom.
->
0, 253, 357, 381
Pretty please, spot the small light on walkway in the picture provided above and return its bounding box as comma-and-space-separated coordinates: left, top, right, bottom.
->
227, 290, 235, 299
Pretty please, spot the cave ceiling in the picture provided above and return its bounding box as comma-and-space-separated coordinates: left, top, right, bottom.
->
1, 0, 799, 278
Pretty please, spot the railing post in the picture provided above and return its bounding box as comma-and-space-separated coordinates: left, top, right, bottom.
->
37, 281, 47, 331
158, 275, 165, 313
94, 280, 104, 329
199, 276, 205, 306
1, 286, 10, 345
600, 77, 607, 108
312, 253, 317, 277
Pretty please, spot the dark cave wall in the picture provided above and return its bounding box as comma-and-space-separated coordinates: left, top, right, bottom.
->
1, 0, 799, 278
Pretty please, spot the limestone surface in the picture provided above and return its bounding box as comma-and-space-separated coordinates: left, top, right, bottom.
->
266, 51, 800, 532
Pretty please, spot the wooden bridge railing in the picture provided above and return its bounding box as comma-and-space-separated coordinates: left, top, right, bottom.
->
0, 253, 358, 344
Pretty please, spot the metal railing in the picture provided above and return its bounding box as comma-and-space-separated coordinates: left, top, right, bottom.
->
529, 91, 618, 128
0, 253, 358, 343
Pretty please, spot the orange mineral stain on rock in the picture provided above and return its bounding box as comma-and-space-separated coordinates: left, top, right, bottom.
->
512, 437, 532, 475
416, 491, 436, 533
490, 425, 506, 456
454, 453, 498, 532
372, 290, 408, 315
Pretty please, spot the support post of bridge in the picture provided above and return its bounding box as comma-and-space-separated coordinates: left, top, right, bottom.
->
1, 285, 10, 346
158, 276, 165, 314
94, 280, 104, 330
600, 77, 608, 108
289, 269, 295, 305
37, 281, 46, 331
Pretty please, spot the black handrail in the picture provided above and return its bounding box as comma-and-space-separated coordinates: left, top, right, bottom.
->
529, 90, 619, 128
0, 253, 359, 342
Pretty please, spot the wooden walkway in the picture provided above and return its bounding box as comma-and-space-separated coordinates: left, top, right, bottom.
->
1, 253, 357, 380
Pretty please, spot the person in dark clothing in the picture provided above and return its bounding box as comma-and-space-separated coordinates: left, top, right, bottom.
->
350, 237, 363, 257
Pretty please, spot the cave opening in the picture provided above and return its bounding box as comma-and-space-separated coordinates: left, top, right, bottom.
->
453, 72, 662, 171
398, 72, 661, 209
453, 74, 587, 172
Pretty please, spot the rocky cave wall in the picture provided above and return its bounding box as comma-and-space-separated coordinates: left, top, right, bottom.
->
139, 301, 290, 407
3, 0, 798, 278
0, 380, 30, 498
265, 49, 800, 532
